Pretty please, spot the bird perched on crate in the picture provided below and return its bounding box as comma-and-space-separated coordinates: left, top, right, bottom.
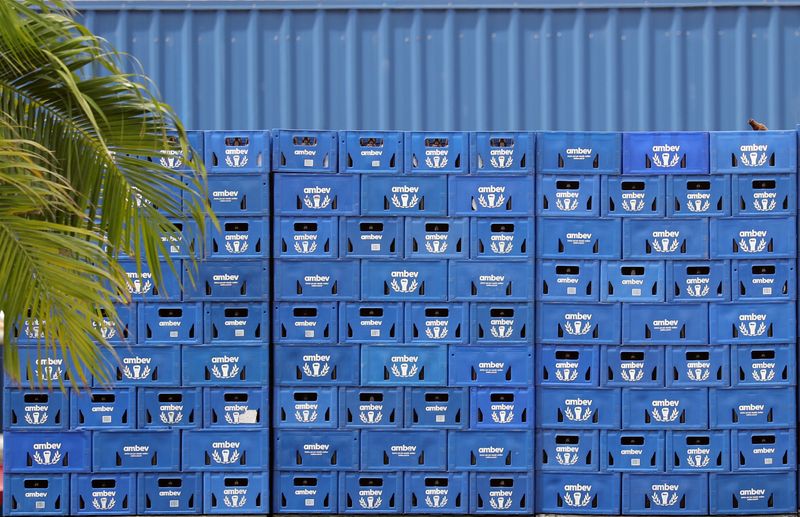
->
748, 118, 768, 131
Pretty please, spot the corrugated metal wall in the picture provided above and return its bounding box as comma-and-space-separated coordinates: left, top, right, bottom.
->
76, 1, 800, 131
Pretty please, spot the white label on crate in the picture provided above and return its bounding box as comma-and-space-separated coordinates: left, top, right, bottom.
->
102, 415, 112, 423
435, 415, 445, 423
170, 500, 180, 508
35, 502, 45, 509
304, 330, 315, 338
170, 330, 178, 338
567, 287, 577, 295
631, 288, 642, 296
762, 287, 772, 295
304, 159, 314, 167
371, 160, 380, 167
305, 499, 315, 507
370, 329, 381, 337
370, 243, 381, 251
235, 329, 245, 337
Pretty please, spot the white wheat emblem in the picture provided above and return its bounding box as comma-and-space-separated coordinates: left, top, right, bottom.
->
360, 410, 383, 424
294, 240, 318, 254
686, 285, 710, 298
738, 321, 767, 337
555, 369, 579, 382
33, 450, 62, 465
651, 152, 680, 168
225, 154, 248, 168
620, 368, 644, 382
359, 496, 382, 509
391, 278, 419, 293
740, 152, 768, 167
223, 495, 247, 508
211, 364, 240, 379
752, 368, 776, 382
753, 198, 777, 212
687, 455, 710, 468
92, 497, 116, 511
425, 240, 448, 254
303, 194, 332, 209
651, 238, 680, 253
491, 410, 514, 424
160, 155, 182, 169
490, 325, 514, 339
490, 241, 513, 254
686, 368, 710, 381
303, 362, 330, 378
294, 410, 318, 423
686, 199, 710, 212
556, 452, 580, 465
225, 240, 249, 254
36, 366, 63, 382
563, 492, 591, 507
651, 491, 679, 507
129, 279, 153, 295
622, 199, 645, 212
391, 193, 419, 209
160, 411, 183, 424
425, 155, 448, 169
25, 412, 48, 425
490, 496, 514, 510
556, 197, 580, 211
490, 156, 512, 169
738, 238, 767, 253
565, 406, 592, 422
564, 320, 592, 336
478, 193, 505, 209
425, 495, 448, 508
425, 326, 448, 339
391, 363, 419, 378
123, 365, 151, 380
212, 449, 241, 465
651, 407, 680, 422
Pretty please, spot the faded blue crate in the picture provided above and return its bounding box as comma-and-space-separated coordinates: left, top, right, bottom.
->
182, 429, 269, 471
536, 472, 621, 514
274, 344, 359, 386
70, 389, 134, 430
536, 345, 600, 386
732, 174, 796, 216
272, 130, 338, 173
204, 303, 267, 343
361, 175, 447, 216
405, 131, 468, 174
536, 303, 621, 345
205, 131, 269, 174
537, 131, 622, 174
92, 430, 179, 472
536, 217, 622, 259
203, 387, 269, 428
666, 260, 731, 302
404, 388, 468, 429
622, 303, 708, 345
4, 474, 70, 516
273, 472, 337, 514
4, 389, 68, 430
405, 218, 469, 259
5, 346, 89, 388
471, 218, 534, 259
603, 431, 665, 472
449, 176, 534, 216
471, 132, 535, 174
732, 429, 795, 471
536, 387, 621, 429
274, 174, 360, 215
622, 473, 708, 515
709, 387, 796, 429
184, 260, 268, 302
404, 472, 469, 514
361, 344, 447, 387
602, 176, 665, 217
275, 217, 338, 259
275, 387, 337, 429
361, 430, 447, 471
709, 472, 797, 515
361, 260, 447, 301
274, 260, 360, 301
710, 217, 797, 259
623, 132, 710, 174
207, 174, 269, 216
71, 474, 136, 515
711, 130, 797, 174
449, 262, 533, 301
182, 344, 269, 386
339, 131, 404, 174
448, 431, 533, 472
449, 346, 533, 387
339, 218, 403, 258
340, 302, 402, 344
621, 388, 708, 430
709, 302, 795, 344
405, 303, 469, 344
470, 388, 533, 430
623, 219, 709, 260
273, 303, 338, 345
602, 261, 665, 302
732, 344, 796, 386
666, 345, 731, 388
204, 472, 270, 514
666, 431, 730, 472
732, 260, 796, 301
138, 303, 202, 344
339, 473, 403, 513
537, 174, 600, 217
137, 473, 202, 515
340, 388, 403, 429
666, 175, 730, 217
100, 345, 181, 387
119, 260, 182, 301
208, 217, 267, 259
536, 429, 600, 471
137, 388, 201, 429
538, 260, 600, 302
274, 430, 359, 471
4, 431, 90, 473
472, 472, 534, 514
601, 346, 664, 387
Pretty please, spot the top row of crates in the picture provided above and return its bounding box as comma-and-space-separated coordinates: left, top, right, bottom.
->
178, 130, 798, 175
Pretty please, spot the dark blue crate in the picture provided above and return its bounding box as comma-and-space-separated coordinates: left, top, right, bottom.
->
537, 131, 622, 174
404, 388, 468, 429
601, 346, 664, 387
340, 388, 403, 429
448, 431, 533, 472
137, 473, 202, 515
275, 387, 337, 429
709, 302, 795, 344
340, 302, 402, 344
623, 132, 710, 174
119, 260, 182, 301
274, 430, 359, 470
274, 472, 337, 513
602, 175, 665, 217
339, 218, 403, 258
709, 387, 796, 429
154, 130, 203, 173
622, 474, 708, 515
5, 347, 89, 388
339, 131, 404, 174
622, 388, 708, 430
623, 219, 709, 259
537, 260, 600, 302
207, 174, 269, 215
137, 388, 201, 429
361, 430, 447, 471
603, 431, 665, 472
204, 472, 270, 514
404, 472, 469, 514
138, 303, 202, 344
665, 345, 731, 387
536, 345, 600, 386
208, 217, 267, 259
275, 217, 338, 259
732, 260, 796, 301
405, 303, 469, 344
449, 346, 533, 387
203, 387, 269, 428
361, 260, 447, 301
536, 217, 622, 259
449, 262, 533, 301
732, 429, 795, 471
601, 261, 665, 302
70, 389, 134, 430
622, 303, 708, 345
666, 260, 731, 302
536, 387, 621, 429
339, 473, 403, 513
274, 174, 360, 215
204, 303, 267, 343
666, 431, 730, 472
184, 260, 268, 302
274, 344, 358, 386
361, 176, 449, 216
536, 303, 621, 345
710, 217, 797, 258
405, 218, 469, 259
536, 430, 600, 471
274, 260, 359, 301
182, 344, 269, 386
71, 474, 136, 515
732, 174, 796, 216
272, 130, 338, 173
732, 344, 795, 386
471, 132, 534, 174
182, 429, 269, 471
5, 431, 89, 473
405, 131, 468, 174
4, 389, 68, 430
204, 131, 269, 174
449, 176, 535, 216
536, 472, 621, 514
471, 218, 534, 259
274, 303, 338, 345
361, 344, 448, 387
92, 430, 179, 472
537, 174, 600, 217
709, 472, 797, 515
472, 472, 533, 514
101, 345, 181, 387
667, 175, 731, 217
4, 474, 69, 515
470, 388, 533, 430
710, 130, 797, 174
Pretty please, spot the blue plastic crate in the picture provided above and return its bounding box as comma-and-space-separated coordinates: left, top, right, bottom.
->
536, 430, 600, 471
340, 302, 402, 344
449, 262, 533, 301
5, 431, 90, 473
71, 474, 136, 515
449, 346, 533, 387
536, 217, 622, 259
710, 217, 797, 258
666, 261, 731, 302
710, 130, 797, 174
203, 387, 269, 428
361, 344, 448, 387
182, 429, 269, 471
274, 430, 359, 471
449, 176, 534, 216
536, 345, 600, 386
602, 175, 665, 217
182, 344, 269, 386
4, 474, 70, 516
732, 174, 796, 216
138, 303, 202, 344
472, 472, 533, 514
666, 431, 730, 472
94, 305, 136, 345
602, 261, 665, 302
137, 473, 202, 515
536, 387, 621, 429
404, 472, 469, 514
536, 472, 621, 514
448, 431, 533, 472
666, 345, 731, 387
340, 388, 403, 428
207, 174, 269, 215
361, 430, 447, 471
137, 388, 201, 429
275, 217, 338, 259
70, 389, 134, 430
273, 472, 337, 513
405, 131, 468, 174
732, 260, 796, 301
339, 218, 403, 258
274, 303, 338, 344
119, 260, 182, 301
208, 217, 267, 259
709, 302, 795, 344
537, 131, 622, 174
537, 174, 600, 217
361, 260, 447, 301
204, 303, 267, 343
101, 345, 181, 387
339, 131, 404, 174
204, 472, 270, 514
602, 431, 665, 472
5, 346, 89, 388
122, 219, 199, 260
405, 303, 469, 344
601, 346, 664, 387
536, 302, 621, 345
709, 387, 796, 429
184, 260, 268, 302
666, 175, 731, 217
92, 430, 179, 472
405, 218, 469, 258
471, 218, 534, 259
732, 429, 795, 471
274, 344, 359, 386
622, 473, 708, 515
274, 260, 360, 301
622, 303, 708, 345
272, 130, 338, 173
623, 219, 709, 259
732, 344, 796, 386
4, 389, 68, 430
621, 388, 708, 430
404, 388, 468, 429
339, 473, 403, 513
709, 472, 797, 515
470, 388, 533, 429
361, 175, 449, 215
204, 131, 269, 174
274, 174, 360, 215
538, 260, 600, 302
154, 130, 203, 173
623, 132, 710, 174
471, 132, 534, 174
275, 387, 337, 429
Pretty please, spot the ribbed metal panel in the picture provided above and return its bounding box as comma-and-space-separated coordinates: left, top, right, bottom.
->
77, 2, 800, 130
